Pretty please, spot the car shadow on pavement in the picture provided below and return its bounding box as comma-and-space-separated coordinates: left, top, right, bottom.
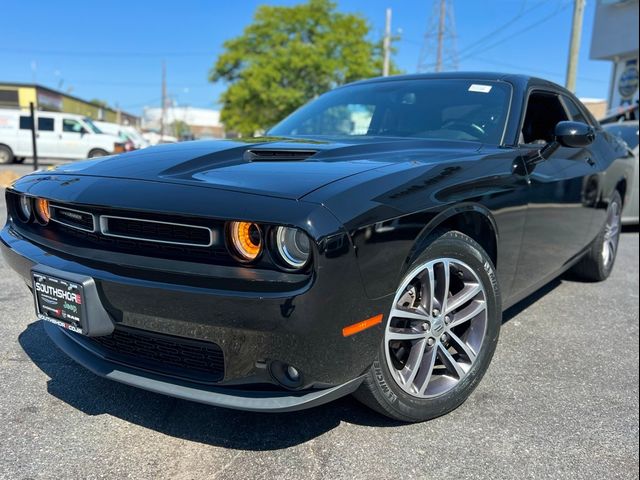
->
502, 278, 562, 324
18, 321, 403, 451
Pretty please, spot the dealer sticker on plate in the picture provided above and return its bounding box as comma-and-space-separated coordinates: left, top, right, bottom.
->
32, 273, 85, 334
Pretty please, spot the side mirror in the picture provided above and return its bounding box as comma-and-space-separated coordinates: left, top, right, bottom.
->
554, 121, 595, 148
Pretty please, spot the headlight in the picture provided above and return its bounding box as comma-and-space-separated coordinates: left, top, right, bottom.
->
35, 198, 50, 224
18, 195, 32, 222
275, 226, 311, 269
228, 221, 263, 262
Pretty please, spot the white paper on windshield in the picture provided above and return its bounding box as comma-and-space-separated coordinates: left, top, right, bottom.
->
468, 84, 493, 93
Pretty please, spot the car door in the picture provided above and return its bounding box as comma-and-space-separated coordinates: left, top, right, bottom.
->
59, 118, 90, 159
511, 90, 596, 295
34, 116, 59, 158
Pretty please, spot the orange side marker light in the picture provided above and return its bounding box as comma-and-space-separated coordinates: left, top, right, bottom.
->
342, 314, 384, 337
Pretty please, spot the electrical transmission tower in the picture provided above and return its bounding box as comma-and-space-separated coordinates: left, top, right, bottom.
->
417, 0, 458, 73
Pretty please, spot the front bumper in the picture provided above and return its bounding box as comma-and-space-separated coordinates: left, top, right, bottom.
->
1, 223, 386, 411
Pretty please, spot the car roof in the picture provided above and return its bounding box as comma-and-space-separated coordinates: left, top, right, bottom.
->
342, 71, 558, 90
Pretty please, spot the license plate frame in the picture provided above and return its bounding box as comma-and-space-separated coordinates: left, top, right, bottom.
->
33, 272, 86, 334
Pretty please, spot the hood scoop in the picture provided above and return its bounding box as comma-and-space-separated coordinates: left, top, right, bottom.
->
243, 149, 318, 162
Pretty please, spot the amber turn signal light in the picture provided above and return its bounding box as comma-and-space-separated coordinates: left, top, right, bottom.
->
228, 221, 263, 262
342, 314, 384, 337
35, 198, 50, 224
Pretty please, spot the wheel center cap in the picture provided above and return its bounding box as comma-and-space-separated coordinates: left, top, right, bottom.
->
431, 317, 445, 336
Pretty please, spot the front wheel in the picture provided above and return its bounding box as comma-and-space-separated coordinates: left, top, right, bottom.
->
354, 230, 502, 422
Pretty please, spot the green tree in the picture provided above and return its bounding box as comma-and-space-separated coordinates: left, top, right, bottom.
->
210, 0, 399, 136
172, 120, 191, 139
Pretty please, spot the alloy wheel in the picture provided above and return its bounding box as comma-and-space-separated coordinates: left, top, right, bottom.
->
384, 258, 487, 398
602, 200, 621, 269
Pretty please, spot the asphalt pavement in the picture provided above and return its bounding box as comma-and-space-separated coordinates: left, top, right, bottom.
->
0, 165, 638, 480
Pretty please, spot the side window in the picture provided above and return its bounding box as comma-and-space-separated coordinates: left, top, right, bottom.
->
19, 116, 32, 130
63, 119, 84, 133
562, 96, 588, 124
37, 117, 54, 131
520, 91, 569, 145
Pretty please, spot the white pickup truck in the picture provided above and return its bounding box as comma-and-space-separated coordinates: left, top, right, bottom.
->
0, 109, 123, 164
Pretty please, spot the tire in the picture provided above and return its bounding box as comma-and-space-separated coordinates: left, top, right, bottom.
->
0, 144, 14, 165
354, 230, 502, 422
88, 149, 108, 158
571, 191, 622, 282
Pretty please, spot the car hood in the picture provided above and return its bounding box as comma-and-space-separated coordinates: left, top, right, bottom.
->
48, 136, 481, 200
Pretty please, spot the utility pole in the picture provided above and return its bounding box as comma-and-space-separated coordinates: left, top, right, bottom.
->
565, 0, 585, 93
435, 0, 446, 72
417, 0, 458, 73
160, 61, 167, 138
383, 8, 392, 76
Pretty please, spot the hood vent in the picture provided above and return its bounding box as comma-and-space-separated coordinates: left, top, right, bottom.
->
244, 149, 318, 162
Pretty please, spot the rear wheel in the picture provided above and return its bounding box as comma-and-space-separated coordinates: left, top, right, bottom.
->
0, 145, 13, 164
88, 149, 108, 158
571, 191, 622, 282
355, 230, 501, 422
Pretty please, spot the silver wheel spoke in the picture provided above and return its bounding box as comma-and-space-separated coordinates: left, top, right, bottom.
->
419, 265, 436, 313
447, 330, 477, 362
438, 343, 466, 379
439, 260, 451, 314
400, 338, 427, 386
390, 307, 430, 322
387, 329, 426, 341
449, 300, 485, 328
445, 283, 482, 314
417, 346, 439, 395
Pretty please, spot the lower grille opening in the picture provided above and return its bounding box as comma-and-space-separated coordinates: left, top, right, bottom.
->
83, 326, 224, 384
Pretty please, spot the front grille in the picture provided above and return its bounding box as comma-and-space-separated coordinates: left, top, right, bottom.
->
87, 326, 224, 384
50, 205, 96, 232
101, 215, 214, 247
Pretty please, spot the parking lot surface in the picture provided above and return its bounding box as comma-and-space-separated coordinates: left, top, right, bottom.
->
0, 164, 638, 479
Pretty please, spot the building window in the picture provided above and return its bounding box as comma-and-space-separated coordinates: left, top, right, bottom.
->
0, 89, 19, 108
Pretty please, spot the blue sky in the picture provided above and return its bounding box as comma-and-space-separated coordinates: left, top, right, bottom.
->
1, 0, 611, 115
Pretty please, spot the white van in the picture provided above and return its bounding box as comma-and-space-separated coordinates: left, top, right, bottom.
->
0, 110, 123, 164
94, 121, 149, 150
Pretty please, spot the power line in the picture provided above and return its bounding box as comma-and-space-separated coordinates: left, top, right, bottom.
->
422, 1, 571, 70
454, 0, 552, 60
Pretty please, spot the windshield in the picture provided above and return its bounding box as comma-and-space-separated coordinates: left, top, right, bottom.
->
83, 117, 102, 134
269, 79, 511, 144
603, 123, 639, 150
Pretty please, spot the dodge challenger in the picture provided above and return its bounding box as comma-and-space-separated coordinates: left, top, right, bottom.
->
1, 73, 632, 422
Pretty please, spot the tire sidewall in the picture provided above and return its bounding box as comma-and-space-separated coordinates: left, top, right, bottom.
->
371, 231, 501, 422
595, 191, 623, 280
0, 145, 13, 164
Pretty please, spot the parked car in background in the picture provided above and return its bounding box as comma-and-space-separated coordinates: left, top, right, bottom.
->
1, 73, 633, 422
121, 126, 150, 149
141, 131, 178, 145
94, 121, 149, 151
602, 121, 639, 225
0, 110, 124, 163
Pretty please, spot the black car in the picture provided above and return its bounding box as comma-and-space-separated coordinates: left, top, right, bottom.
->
1, 73, 632, 422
